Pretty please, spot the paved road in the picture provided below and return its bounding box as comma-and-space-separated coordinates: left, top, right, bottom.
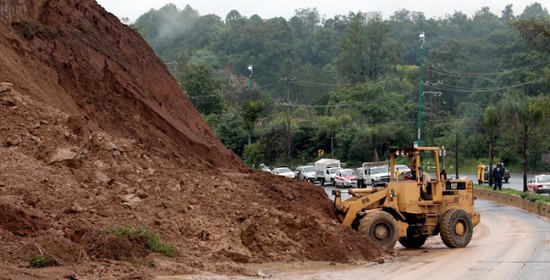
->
267, 199, 550, 280
168, 186, 549, 280
451, 172, 535, 192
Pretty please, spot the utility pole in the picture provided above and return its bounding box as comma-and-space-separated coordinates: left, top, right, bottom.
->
417, 32, 425, 147
424, 90, 441, 147
455, 131, 459, 179
281, 77, 296, 168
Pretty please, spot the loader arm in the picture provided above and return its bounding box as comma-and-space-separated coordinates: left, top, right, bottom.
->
335, 188, 390, 226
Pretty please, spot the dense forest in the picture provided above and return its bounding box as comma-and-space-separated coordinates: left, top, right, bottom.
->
131, 2, 550, 177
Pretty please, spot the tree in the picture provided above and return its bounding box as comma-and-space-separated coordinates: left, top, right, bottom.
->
242, 101, 264, 144
322, 115, 352, 157
337, 13, 397, 82
500, 94, 548, 191
509, 18, 550, 51
179, 61, 224, 115
243, 143, 264, 168
205, 108, 247, 155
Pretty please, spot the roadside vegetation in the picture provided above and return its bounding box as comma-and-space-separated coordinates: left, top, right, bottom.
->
131, 3, 550, 186
475, 184, 550, 203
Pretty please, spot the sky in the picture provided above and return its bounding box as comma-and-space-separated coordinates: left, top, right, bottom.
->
95, 0, 545, 22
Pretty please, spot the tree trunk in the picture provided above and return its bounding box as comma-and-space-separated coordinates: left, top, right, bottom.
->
522, 125, 529, 192
489, 140, 494, 187
455, 131, 459, 179
330, 132, 334, 157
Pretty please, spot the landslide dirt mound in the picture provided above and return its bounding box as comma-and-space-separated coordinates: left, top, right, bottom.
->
0, 0, 388, 278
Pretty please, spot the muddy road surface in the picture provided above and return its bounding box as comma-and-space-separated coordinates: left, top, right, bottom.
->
161, 199, 550, 280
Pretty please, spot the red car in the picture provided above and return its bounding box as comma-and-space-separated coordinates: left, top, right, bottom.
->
484, 166, 510, 183
334, 169, 357, 188
527, 174, 550, 194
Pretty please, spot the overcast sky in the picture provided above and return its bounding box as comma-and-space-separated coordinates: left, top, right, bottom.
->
96, 0, 545, 22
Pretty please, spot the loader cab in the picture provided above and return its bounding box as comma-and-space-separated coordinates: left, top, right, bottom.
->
389, 146, 443, 203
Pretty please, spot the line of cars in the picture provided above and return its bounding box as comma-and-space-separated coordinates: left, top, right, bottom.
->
269, 162, 549, 195
270, 164, 356, 188
269, 160, 413, 189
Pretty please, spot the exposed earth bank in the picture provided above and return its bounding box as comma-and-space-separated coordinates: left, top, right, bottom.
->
0, 1, 387, 278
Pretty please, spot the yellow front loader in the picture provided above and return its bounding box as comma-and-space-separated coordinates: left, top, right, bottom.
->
333, 146, 480, 249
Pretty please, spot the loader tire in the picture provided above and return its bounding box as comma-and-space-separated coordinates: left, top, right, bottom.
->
358, 211, 398, 249
439, 208, 473, 248
398, 234, 428, 249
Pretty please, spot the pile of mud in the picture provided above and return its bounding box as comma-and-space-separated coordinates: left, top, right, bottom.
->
0, 1, 387, 278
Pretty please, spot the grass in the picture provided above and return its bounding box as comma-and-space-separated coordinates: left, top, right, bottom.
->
28, 255, 58, 268
107, 226, 177, 258
475, 184, 550, 204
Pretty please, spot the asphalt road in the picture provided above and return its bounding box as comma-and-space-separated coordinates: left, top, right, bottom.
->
268, 199, 550, 280
169, 185, 549, 280
451, 172, 535, 192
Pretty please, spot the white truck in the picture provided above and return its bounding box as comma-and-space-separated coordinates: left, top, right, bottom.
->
356, 161, 390, 188
314, 158, 341, 186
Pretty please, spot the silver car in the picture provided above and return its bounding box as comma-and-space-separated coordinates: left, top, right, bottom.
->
295, 165, 316, 182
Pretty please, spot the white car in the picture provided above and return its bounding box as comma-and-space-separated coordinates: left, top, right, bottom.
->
295, 165, 316, 182
527, 174, 550, 194
272, 167, 296, 179
334, 169, 357, 188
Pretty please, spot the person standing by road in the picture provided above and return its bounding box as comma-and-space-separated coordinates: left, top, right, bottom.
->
492, 163, 504, 190
477, 161, 485, 185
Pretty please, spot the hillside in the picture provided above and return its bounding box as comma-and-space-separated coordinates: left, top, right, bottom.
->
0, 1, 386, 278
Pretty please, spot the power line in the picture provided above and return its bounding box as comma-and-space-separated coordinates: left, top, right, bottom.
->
431, 77, 545, 93
428, 62, 547, 78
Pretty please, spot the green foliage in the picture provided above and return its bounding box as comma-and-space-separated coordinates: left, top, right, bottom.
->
107, 226, 176, 258
476, 185, 550, 204
242, 101, 264, 132
134, 3, 550, 169
179, 61, 224, 115
337, 13, 398, 82
28, 255, 58, 268
243, 143, 264, 167
206, 110, 247, 155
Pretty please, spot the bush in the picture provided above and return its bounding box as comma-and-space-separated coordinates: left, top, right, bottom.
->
107, 226, 176, 258
28, 255, 58, 268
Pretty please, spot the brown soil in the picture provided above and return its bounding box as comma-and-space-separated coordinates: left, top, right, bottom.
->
0, 0, 388, 278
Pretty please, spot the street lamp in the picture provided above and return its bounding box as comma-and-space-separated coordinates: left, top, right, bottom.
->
247, 65, 253, 99
417, 32, 425, 147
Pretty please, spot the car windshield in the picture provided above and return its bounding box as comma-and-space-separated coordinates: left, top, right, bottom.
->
302, 166, 314, 172
538, 175, 550, 183
341, 170, 355, 176
371, 166, 388, 174
329, 168, 341, 174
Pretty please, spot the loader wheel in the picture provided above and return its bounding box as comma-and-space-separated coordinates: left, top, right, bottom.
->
358, 211, 398, 249
439, 208, 473, 248
398, 234, 428, 249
